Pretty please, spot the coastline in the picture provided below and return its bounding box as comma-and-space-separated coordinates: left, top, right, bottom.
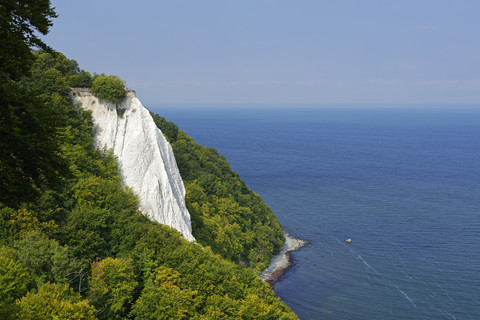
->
261, 233, 308, 285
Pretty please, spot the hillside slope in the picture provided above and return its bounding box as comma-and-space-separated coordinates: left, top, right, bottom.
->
0, 51, 297, 319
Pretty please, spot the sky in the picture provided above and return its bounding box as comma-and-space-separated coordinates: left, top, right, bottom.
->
43, 0, 480, 106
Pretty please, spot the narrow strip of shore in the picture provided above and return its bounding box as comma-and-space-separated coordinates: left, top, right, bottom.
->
260, 233, 308, 285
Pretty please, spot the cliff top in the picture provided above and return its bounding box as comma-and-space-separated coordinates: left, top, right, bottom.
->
71, 87, 136, 96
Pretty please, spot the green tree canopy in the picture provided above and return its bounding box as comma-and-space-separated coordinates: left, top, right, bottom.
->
91, 74, 126, 104
0, 1, 65, 207
0, 254, 31, 320
16, 282, 97, 320
131, 266, 201, 320
0, 82, 66, 206
0, 0, 57, 81
89, 257, 137, 319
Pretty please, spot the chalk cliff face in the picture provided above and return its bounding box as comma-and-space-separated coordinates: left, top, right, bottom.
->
72, 88, 195, 242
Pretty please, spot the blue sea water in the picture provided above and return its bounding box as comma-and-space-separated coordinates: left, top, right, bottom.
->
151, 105, 480, 320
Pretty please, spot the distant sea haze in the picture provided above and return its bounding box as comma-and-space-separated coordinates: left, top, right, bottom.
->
154, 105, 480, 320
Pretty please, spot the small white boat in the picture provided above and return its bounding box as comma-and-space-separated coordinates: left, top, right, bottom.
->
345, 238, 352, 244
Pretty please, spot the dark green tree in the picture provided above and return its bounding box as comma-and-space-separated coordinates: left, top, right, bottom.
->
13, 230, 75, 287
0, 83, 65, 206
0, 1, 63, 207
0, 0, 57, 81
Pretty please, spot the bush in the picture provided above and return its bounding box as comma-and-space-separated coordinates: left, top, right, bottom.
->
91, 74, 126, 104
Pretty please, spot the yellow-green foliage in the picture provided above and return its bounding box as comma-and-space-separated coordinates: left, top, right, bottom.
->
16, 283, 97, 320
0, 254, 31, 320
8, 208, 57, 239
131, 266, 201, 319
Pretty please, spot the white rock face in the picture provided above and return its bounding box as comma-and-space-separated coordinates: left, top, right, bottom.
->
72, 88, 195, 242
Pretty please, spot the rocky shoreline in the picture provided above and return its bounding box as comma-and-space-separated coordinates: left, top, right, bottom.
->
260, 234, 308, 285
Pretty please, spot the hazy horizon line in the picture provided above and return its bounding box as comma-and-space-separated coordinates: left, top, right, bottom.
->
145, 102, 480, 109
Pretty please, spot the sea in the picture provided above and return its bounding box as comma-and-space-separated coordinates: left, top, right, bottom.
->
151, 105, 480, 320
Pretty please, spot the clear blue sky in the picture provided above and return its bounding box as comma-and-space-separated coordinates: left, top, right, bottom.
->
44, 0, 480, 106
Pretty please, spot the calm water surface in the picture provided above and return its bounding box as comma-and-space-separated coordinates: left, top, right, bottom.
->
151, 105, 480, 320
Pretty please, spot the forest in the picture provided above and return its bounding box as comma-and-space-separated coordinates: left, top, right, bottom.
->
0, 1, 296, 319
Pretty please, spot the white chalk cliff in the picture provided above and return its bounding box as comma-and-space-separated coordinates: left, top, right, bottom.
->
71, 88, 195, 242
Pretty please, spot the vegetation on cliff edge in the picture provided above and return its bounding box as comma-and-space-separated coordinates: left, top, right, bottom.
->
90, 74, 126, 104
